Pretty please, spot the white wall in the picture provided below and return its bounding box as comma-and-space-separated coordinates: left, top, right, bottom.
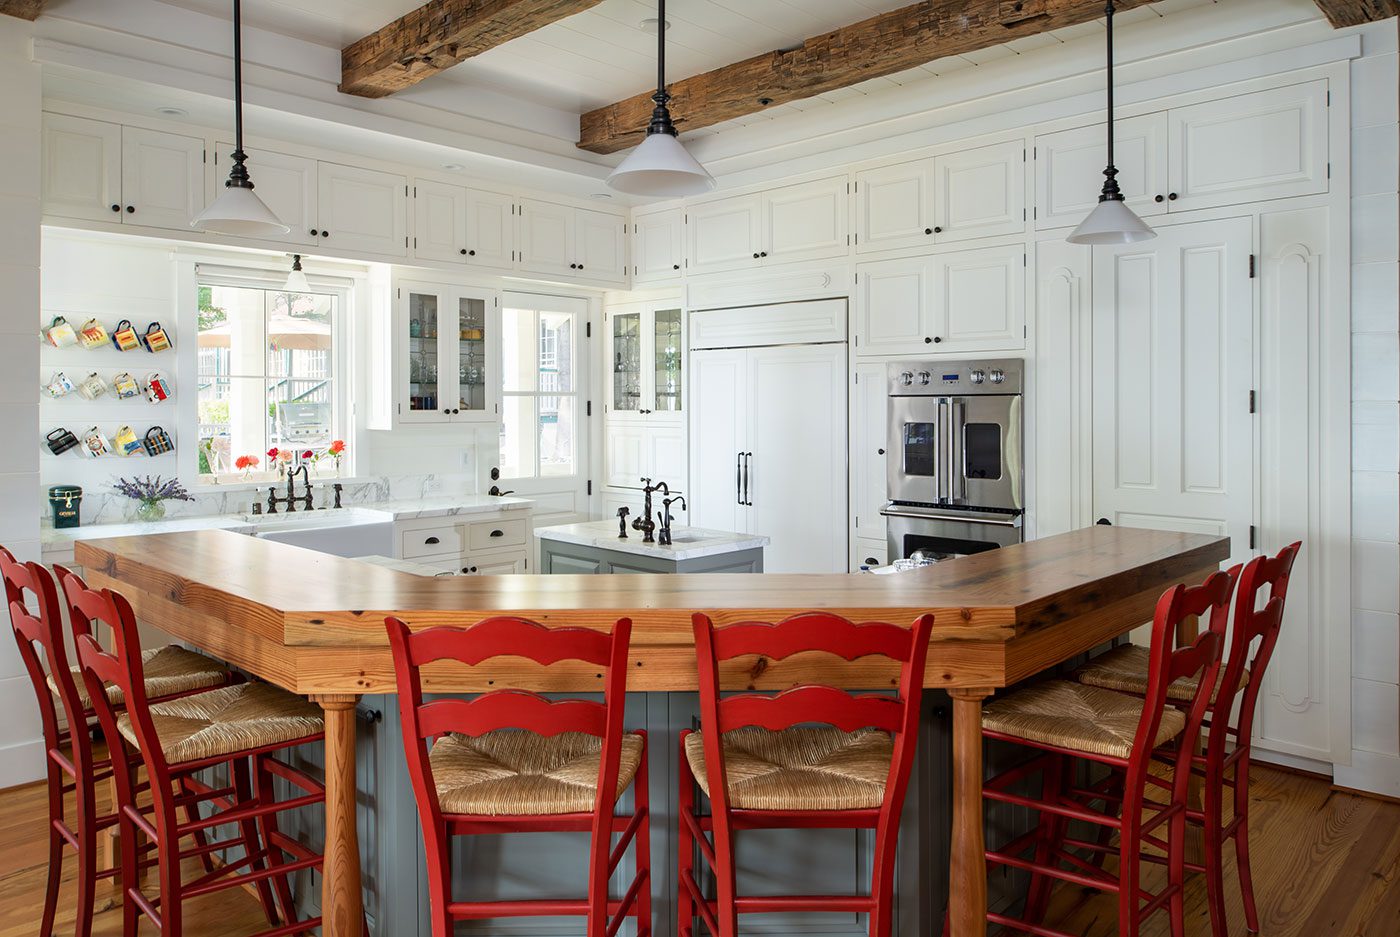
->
0, 21, 47, 790
1336, 22, 1400, 797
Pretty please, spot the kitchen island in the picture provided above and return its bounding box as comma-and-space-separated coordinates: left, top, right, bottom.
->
537, 519, 769, 573
74, 525, 1227, 937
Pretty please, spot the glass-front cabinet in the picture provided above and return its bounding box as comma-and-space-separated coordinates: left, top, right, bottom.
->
605, 303, 684, 421
397, 280, 499, 424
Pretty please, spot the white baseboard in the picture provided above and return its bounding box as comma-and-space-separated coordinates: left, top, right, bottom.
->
1334, 750, 1400, 799
0, 738, 46, 791
1250, 747, 1336, 778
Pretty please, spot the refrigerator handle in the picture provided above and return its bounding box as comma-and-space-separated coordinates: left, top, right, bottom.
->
744, 452, 753, 506
736, 451, 743, 506
950, 398, 965, 503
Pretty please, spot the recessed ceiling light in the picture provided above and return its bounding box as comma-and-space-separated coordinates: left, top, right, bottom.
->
441, 162, 465, 171
640, 17, 670, 33
589, 192, 614, 200
156, 106, 188, 117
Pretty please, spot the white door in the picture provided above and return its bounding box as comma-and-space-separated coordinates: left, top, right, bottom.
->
688, 348, 749, 534
851, 361, 888, 543
217, 144, 318, 245
518, 199, 575, 277
934, 243, 1026, 351
687, 195, 761, 274
747, 343, 848, 573
1168, 80, 1329, 212
121, 127, 205, 231
1092, 217, 1254, 569
575, 208, 626, 282
854, 159, 935, 254
41, 114, 122, 223
762, 176, 849, 265
464, 189, 513, 269
632, 208, 684, 281
855, 256, 934, 356
932, 140, 1026, 243
317, 162, 408, 256
1035, 113, 1168, 230
413, 179, 469, 264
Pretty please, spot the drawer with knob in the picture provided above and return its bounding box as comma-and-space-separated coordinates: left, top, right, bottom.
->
400, 524, 466, 559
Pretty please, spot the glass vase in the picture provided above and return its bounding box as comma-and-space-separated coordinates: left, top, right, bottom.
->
135, 499, 166, 523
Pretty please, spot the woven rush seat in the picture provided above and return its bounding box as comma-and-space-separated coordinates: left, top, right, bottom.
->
684, 726, 893, 811
50, 644, 229, 708
983, 679, 1186, 760
430, 730, 644, 816
1074, 644, 1248, 704
117, 682, 323, 764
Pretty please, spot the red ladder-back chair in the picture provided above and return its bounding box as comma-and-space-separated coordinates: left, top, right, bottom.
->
977, 570, 1235, 937
67, 574, 333, 937
385, 614, 650, 937
1, 551, 233, 937
681, 610, 934, 937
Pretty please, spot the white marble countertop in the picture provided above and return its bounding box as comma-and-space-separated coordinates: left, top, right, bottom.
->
369, 495, 534, 520
43, 515, 257, 547
535, 520, 769, 562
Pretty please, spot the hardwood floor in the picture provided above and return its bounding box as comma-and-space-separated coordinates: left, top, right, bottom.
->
0, 762, 1395, 935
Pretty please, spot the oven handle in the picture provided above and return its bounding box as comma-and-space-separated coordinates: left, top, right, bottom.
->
937, 397, 949, 503
880, 507, 1023, 527
949, 397, 964, 503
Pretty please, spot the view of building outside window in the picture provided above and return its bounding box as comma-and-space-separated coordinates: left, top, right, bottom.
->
500, 306, 576, 479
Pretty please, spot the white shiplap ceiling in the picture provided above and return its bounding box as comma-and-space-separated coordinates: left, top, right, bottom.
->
150, 0, 1219, 116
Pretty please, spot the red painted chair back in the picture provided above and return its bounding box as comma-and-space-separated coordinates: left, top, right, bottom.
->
2, 549, 73, 758
385, 615, 634, 819
1212, 541, 1301, 744
691, 610, 935, 823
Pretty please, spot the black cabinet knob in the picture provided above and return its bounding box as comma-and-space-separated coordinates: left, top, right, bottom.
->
470, 566, 478, 573
310, 228, 318, 235
924, 227, 933, 235
111, 204, 121, 213
924, 336, 933, 344
570, 263, 577, 269
461, 567, 470, 574
933, 336, 943, 343
125, 205, 135, 213
933, 226, 943, 233
752, 252, 760, 259
452, 408, 460, 414
877, 448, 885, 455
442, 408, 450, 414
1155, 195, 1165, 203
672, 263, 680, 270
460, 248, 468, 255
577, 264, 584, 270
320, 230, 329, 237
1168, 193, 1178, 201
759, 251, 768, 257
468, 249, 476, 256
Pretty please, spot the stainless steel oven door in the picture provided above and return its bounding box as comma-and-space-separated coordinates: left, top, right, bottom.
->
887, 395, 945, 505
883, 506, 1023, 563
952, 394, 1023, 512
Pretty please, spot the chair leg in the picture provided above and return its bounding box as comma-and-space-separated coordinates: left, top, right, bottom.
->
676, 740, 696, 937
634, 747, 653, 937
178, 776, 216, 876
1202, 766, 1228, 937
231, 757, 281, 926
1023, 755, 1067, 926
38, 764, 64, 937
1233, 756, 1260, 934
73, 792, 97, 937
1167, 794, 1187, 937
158, 812, 186, 937
120, 807, 142, 937
254, 754, 298, 926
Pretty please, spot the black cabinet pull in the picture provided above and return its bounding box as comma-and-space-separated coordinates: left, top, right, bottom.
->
309, 228, 318, 236
470, 566, 478, 573
924, 227, 933, 235
925, 336, 933, 344
111, 204, 121, 213
864, 557, 879, 566
933, 336, 943, 343
460, 248, 468, 255
425, 536, 440, 544
672, 263, 680, 270
469, 249, 476, 256
578, 264, 584, 270
461, 567, 471, 574
752, 252, 760, 259
878, 448, 885, 455
452, 408, 460, 414
1155, 194, 1165, 203
489, 529, 504, 538
1096, 517, 1113, 526
321, 230, 330, 237
125, 205, 135, 213
1167, 193, 1178, 201
442, 408, 450, 414
569, 263, 577, 269
933, 226, 943, 233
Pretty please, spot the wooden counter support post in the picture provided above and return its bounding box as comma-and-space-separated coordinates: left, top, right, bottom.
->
314, 694, 364, 937
949, 687, 993, 937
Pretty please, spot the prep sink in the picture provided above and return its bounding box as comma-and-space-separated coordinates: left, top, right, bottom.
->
240, 509, 394, 558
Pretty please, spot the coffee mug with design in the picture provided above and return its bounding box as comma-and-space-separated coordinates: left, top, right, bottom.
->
78, 319, 109, 349
45, 317, 78, 348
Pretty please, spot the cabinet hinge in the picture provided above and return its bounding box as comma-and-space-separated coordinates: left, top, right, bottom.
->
1023, 208, 1027, 221
1327, 162, 1331, 179
587, 480, 593, 496
1023, 148, 1027, 162
396, 287, 401, 299
846, 234, 850, 245
202, 149, 207, 163
404, 185, 408, 196
1248, 254, 1256, 278
413, 237, 417, 248
855, 515, 860, 528
846, 181, 851, 194
586, 321, 592, 338
413, 185, 417, 197
397, 402, 401, 414
1249, 525, 1257, 550
1023, 253, 1027, 267
1248, 390, 1257, 413
405, 236, 409, 248
1326, 89, 1331, 106
586, 400, 592, 416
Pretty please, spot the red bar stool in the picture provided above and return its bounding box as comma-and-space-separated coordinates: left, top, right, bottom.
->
975, 571, 1234, 937
65, 573, 333, 937
1074, 542, 1301, 936
385, 614, 650, 937
1, 550, 236, 937
679, 610, 935, 937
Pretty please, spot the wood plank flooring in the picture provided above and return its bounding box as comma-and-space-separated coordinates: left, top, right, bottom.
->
0, 762, 1395, 935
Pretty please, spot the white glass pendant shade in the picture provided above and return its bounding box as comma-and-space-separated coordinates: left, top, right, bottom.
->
607, 132, 715, 197
193, 184, 290, 237
1066, 197, 1156, 245
283, 255, 310, 292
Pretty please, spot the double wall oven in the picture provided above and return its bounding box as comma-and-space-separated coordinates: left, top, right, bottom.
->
882, 359, 1025, 563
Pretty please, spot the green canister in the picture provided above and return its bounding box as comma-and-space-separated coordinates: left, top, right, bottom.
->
48, 485, 82, 529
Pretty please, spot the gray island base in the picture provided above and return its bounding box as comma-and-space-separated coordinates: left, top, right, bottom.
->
537, 520, 769, 574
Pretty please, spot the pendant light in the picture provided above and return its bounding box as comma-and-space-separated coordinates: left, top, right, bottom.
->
283, 255, 310, 293
606, 0, 715, 198
191, 0, 290, 237
1067, 1, 1155, 245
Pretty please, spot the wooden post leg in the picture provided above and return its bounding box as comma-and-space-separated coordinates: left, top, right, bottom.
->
313, 695, 363, 937
949, 688, 993, 937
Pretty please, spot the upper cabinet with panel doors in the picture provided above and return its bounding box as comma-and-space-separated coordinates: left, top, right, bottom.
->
854, 242, 1025, 357
316, 162, 408, 258
214, 143, 318, 246
854, 139, 1025, 254
631, 206, 685, 283
688, 175, 849, 275
1035, 80, 1329, 229
386, 279, 500, 426
517, 198, 627, 284
411, 179, 514, 269
42, 114, 205, 231
604, 303, 685, 422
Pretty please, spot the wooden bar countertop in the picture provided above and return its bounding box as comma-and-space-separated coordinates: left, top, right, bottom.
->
75, 525, 1228, 696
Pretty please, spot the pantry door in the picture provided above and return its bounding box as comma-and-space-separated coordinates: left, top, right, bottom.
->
1091, 217, 1254, 569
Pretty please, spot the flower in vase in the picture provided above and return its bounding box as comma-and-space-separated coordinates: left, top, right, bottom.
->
234, 454, 260, 480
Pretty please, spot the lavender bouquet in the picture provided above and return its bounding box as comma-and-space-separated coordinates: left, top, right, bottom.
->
114, 475, 196, 522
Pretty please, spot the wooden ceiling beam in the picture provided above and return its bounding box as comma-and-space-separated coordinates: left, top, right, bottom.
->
0, 0, 45, 20
342, 0, 606, 98
579, 0, 1162, 155
1311, 1, 1400, 27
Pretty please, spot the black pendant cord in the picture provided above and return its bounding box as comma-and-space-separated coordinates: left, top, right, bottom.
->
1099, 0, 1122, 203
227, 0, 253, 190
646, 0, 678, 138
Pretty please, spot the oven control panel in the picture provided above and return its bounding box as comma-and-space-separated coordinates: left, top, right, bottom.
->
888, 359, 1023, 396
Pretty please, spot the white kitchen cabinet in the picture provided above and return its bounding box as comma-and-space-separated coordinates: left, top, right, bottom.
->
855, 243, 1025, 356
317, 162, 408, 257
519, 198, 626, 282
854, 159, 934, 254
575, 208, 627, 282
850, 538, 888, 572
120, 127, 205, 231
688, 347, 749, 536
41, 113, 122, 223
932, 140, 1026, 242
631, 207, 685, 281
412, 179, 469, 264
1035, 113, 1168, 230
605, 423, 646, 489
604, 302, 686, 494
395, 512, 531, 575
1168, 80, 1329, 212
392, 280, 498, 425
688, 176, 848, 274
464, 188, 514, 269
850, 361, 888, 544
215, 143, 318, 245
